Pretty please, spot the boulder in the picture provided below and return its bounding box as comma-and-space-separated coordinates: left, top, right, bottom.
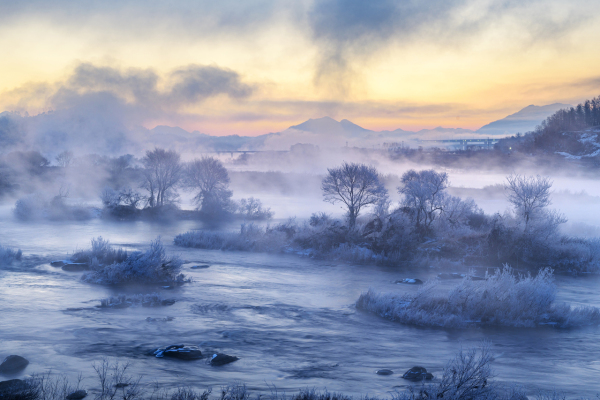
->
402, 366, 434, 381
61, 263, 89, 272
160, 299, 176, 306
50, 261, 66, 267
375, 369, 393, 375
210, 353, 239, 366
395, 278, 424, 285
0, 355, 29, 374
66, 390, 88, 400
153, 345, 203, 360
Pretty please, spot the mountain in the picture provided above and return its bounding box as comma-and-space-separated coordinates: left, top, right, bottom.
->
477, 103, 571, 136
289, 116, 372, 138
0, 102, 573, 155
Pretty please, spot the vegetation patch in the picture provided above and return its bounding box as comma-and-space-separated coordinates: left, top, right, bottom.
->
71, 237, 186, 285
356, 267, 600, 329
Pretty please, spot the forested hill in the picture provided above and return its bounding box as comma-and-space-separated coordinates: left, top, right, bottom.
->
496, 95, 600, 164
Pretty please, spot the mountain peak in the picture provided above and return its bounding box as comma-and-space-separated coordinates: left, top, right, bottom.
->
477, 102, 571, 136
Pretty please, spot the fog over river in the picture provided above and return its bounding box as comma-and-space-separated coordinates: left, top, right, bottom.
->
1, 210, 600, 398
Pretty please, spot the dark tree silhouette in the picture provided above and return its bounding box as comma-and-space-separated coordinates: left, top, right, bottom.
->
321, 162, 387, 228
141, 148, 182, 207
184, 156, 232, 214
398, 169, 449, 231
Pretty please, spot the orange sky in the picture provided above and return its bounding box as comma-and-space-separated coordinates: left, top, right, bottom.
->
1, 0, 599, 135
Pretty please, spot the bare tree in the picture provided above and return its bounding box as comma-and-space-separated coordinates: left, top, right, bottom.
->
55, 150, 74, 167
141, 148, 182, 207
184, 157, 232, 213
322, 162, 387, 228
505, 174, 556, 231
398, 169, 448, 231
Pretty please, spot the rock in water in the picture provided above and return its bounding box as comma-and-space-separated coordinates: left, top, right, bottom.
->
66, 390, 88, 400
190, 265, 210, 269
395, 278, 424, 285
61, 263, 89, 272
402, 366, 434, 381
375, 369, 393, 375
0, 355, 29, 373
210, 353, 239, 366
153, 345, 203, 360
50, 261, 66, 267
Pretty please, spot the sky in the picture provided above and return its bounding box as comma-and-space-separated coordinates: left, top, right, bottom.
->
1, 0, 600, 136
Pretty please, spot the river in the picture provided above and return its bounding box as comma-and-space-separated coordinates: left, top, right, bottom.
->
1, 211, 600, 398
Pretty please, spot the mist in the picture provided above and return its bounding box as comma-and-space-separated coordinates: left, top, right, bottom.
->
3, 4, 600, 399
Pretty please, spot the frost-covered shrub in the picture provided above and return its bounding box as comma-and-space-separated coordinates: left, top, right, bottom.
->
173, 230, 227, 249
174, 222, 292, 253
71, 237, 128, 265
80, 238, 185, 285
0, 243, 22, 267
236, 197, 273, 220
486, 215, 600, 272
357, 266, 600, 329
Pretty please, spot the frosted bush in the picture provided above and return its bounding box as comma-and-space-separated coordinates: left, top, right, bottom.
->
71, 237, 128, 265
236, 197, 274, 220
357, 266, 600, 329
328, 244, 383, 263
0, 243, 22, 267
80, 238, 185, 285
173, 230, 227, 249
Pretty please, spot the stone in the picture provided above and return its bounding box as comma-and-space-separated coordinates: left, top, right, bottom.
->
0, 355, 29, 374
402, 366, 434, 381
61, 263, 89, 272
66, 390, 88, 400
50, 261, 66, 267
395, 278, 424, 285
153, 345, 203, 360
210, 353, 239, 366
160, 299, 176, 306
190, 265, 210, 269
375, 369, 393, 375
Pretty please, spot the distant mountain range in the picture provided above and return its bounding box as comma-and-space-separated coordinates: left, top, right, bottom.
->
0, 102, 572, 155
254, 102, 571, 150
476, 103, 571, 136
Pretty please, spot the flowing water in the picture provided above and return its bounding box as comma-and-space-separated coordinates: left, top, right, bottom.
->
1, 212, 600, 398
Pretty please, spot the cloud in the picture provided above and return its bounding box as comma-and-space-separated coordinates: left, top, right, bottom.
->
169, 65, 254, 103
0, 62, 256, 155
41, 62, 254, 120
0, 0, 291, 37
307, 0, 596, 93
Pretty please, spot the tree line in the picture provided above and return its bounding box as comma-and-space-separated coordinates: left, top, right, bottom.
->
497, 94, 600, 155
